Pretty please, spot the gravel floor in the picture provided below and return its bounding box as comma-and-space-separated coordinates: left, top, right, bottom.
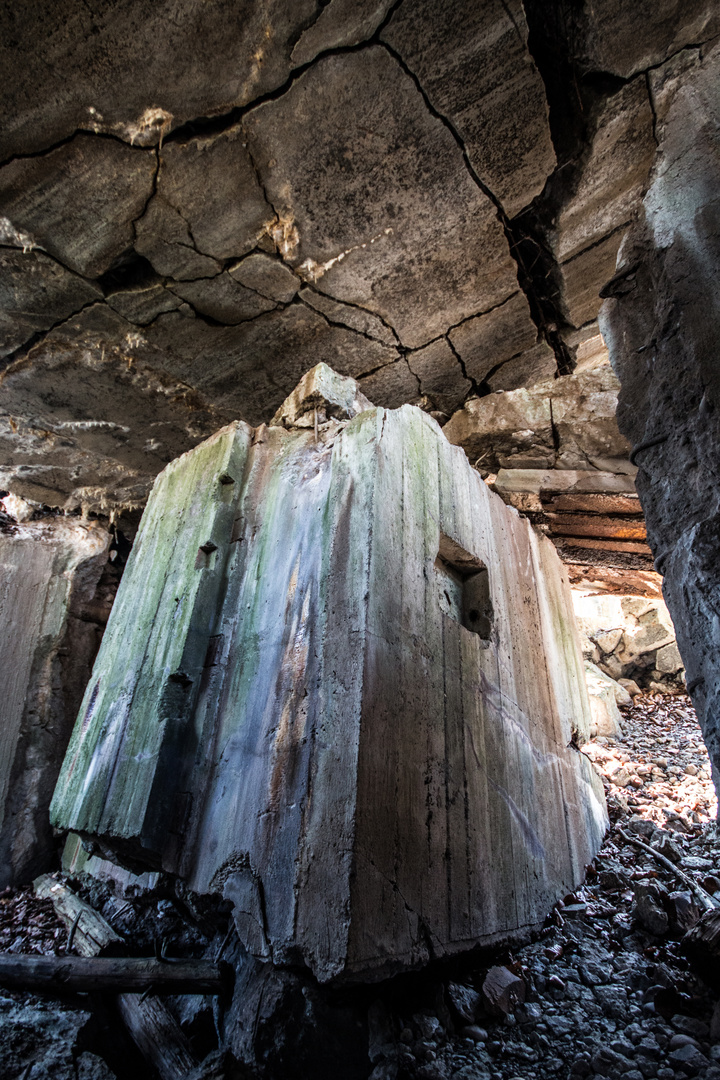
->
3, 693, 720, 1080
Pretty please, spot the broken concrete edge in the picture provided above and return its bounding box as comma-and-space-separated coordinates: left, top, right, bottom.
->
269, 362, 374, 426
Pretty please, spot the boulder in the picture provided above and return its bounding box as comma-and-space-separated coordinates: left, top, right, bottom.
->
584, 661, 625, 738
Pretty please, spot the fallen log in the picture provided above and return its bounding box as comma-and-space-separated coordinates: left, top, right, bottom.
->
616, 827, 719, 913
117, 993, 198, 1079
0, 954, 227, 994
34, 873, 123, 956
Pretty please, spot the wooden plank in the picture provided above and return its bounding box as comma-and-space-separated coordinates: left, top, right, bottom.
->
543, 493, 642, 515
0, 954, 226, 994
558, 537, 653, 555
546, 513, 647, 540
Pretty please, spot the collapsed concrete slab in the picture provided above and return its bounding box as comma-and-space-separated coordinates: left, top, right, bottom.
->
51, 364, 606, 983
0, 516, 111, 887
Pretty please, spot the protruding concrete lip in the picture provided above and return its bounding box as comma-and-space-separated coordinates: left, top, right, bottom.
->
269, 362, 373, 428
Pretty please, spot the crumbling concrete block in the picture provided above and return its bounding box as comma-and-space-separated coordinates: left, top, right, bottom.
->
52, 365, 607, 983
0, 518, 110, 887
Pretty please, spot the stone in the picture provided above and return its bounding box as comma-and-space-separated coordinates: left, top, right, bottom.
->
143, 299, 401, 427
573, 0, 720, 80
494, 470, 637, 497
665, 891, 700, 935
656, 642, 684, 675
170, 274, 277, 324
633, 882, 670, 937
486, 343, 557, 394
299, 287, 398, 347
381, 0, 555, 216
443, 389, 553, 473
549, 366, 632, 471
448, 292, 548, 386
584, 661, 624, 738
447, 982, 482, 1025
595, 628, 624, 655
0, 517, 110, 887
0, 304, 229, 512
134, 196, 224, 281
618, 679, 642, 698
144, 125, 273, 267
445, 366, 632, 475
601, 39, 720, 776
0, 134, 157, 278
270, 362, 372, 427
406, 339, 471, 415
591, 1045, 629, 1075
77, 1053, 118, 1080
358, 359, 422, 409
243, 47, 518, 348
550, 80, 656, 265
0, 0, 319, 159
291, 1, 396, 67
668, 1042, 709, 1072
0, 249, 102, 358
105, 280, 182, 325
231, 254, 301, 305
573, 592, 681, 692
51, 366, 607, 983
0, 993, 103, 1080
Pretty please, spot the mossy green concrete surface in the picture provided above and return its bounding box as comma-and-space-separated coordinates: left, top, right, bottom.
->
52, 369, 606, 982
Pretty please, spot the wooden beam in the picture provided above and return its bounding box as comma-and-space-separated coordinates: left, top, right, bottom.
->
542, 493, 642, 515
557, 537, 653, 555
34, 874, 122, 957
546, 513, 647, 540
0, 954, 227, 995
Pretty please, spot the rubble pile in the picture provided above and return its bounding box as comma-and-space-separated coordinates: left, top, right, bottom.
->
575, 594, 686, 696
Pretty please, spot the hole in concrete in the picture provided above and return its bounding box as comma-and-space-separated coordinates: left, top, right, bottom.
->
195, 541, 218, 570
434, 534, 493, 640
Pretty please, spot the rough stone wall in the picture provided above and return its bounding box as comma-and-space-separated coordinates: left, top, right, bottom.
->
0, 516, 111, 886
3, 1, 717, 518
600, 39, 720, 777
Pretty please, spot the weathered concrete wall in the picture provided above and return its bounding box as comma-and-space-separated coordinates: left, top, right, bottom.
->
0, 517, 110, 886
600, 38, 720, 779
52, 367, 606, 983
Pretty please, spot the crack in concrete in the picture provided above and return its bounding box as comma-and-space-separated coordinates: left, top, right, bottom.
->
293, 294, 398, 361
0, 296, 105, 372
646, 71, 661, 148
376, 40, 573, 379
300, 282, 400, 344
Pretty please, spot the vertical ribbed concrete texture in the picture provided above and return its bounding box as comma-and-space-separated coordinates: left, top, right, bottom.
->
0, 519, 110, 887
52, 365, 607, 982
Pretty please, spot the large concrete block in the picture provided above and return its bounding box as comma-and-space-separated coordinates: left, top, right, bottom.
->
52, 365, 606, 982
0, 518, 110, 887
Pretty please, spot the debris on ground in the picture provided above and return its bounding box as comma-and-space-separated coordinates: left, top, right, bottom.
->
2, 693, 720, 1080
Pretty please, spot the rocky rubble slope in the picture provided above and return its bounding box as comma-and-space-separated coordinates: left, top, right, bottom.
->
2, 694, 720, 1080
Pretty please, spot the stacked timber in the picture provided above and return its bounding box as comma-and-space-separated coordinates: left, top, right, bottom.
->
51, 364, 607, 984
492, 468, 657, 594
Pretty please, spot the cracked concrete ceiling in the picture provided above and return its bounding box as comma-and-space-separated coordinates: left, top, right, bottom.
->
0, 0, 717, 511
